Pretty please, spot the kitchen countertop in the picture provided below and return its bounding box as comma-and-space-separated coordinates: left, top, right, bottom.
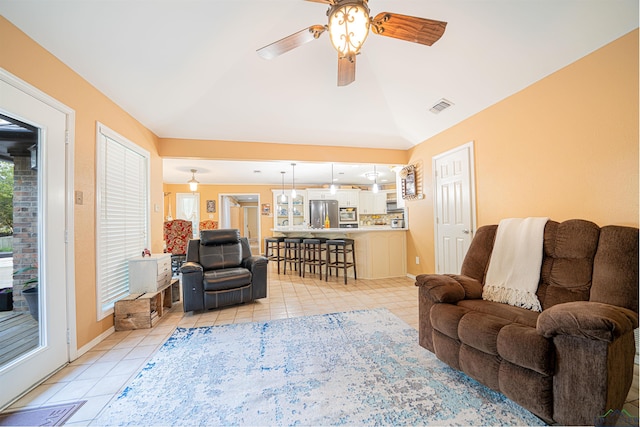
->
271, 226, 407, 233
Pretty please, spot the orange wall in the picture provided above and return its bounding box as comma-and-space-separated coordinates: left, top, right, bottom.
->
0, 17, 165, 348
404, 29, 639, 276
158, 138, 408, 165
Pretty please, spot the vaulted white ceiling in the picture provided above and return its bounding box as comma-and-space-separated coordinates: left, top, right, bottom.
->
1, 0, 637, 184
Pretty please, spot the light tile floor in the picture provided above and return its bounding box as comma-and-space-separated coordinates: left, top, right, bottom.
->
4, 265, 639, 426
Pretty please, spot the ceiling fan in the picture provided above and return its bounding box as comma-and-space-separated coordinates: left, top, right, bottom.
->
256, 0, 447, 86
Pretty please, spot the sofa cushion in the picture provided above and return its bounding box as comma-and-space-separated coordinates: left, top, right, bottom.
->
539, 220, 600, 310
460, 225, 497, 282
497, 323, 554, 376
199, 242, 243, 270
457, 300, 539, 328
430, 304, 470, 341
203, 268, 251, 291
590, 225, 639, 313
201, 229, 240, 246
458, 312, 511, 355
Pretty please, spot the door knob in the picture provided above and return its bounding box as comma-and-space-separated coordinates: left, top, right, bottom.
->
462, 229, 470, 234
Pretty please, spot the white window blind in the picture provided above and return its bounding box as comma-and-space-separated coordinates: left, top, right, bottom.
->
96, 123, 150, 320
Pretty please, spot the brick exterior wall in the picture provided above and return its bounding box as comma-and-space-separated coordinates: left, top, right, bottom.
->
12, 155, 38, 312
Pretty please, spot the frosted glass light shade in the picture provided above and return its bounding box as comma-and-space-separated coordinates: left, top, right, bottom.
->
328, 2, 370, 56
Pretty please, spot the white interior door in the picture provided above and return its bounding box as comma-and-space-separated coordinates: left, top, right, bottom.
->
0, 71, 72, 408
433, 142, 477, 274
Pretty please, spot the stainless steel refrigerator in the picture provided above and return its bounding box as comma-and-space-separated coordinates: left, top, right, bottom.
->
309, 199, 339, 229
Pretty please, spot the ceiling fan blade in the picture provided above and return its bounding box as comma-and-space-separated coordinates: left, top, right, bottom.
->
257, 25, 326, 60
337, 55, 356, 87
371, 12, 447, 46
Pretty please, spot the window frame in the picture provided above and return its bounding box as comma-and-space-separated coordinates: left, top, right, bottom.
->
95, 122, 150, 320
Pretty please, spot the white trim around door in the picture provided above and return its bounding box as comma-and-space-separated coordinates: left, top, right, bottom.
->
0, 68, 76, 408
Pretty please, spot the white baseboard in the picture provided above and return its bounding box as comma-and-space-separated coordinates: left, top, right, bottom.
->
73, 326, 115, 361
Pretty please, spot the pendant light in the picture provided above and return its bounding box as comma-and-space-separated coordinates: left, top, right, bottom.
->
188, 169, 199, 192
290, 163, 297, 198
280, 171, 287, 202
329, 163, 337, 194
372, 165, 379, 193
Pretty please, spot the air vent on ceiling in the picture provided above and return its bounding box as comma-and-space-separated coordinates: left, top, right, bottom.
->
429, 98, 454, 114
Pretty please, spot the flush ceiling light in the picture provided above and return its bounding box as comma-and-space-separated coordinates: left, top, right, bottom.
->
188, 169, 199, 192
290, 163, 297, 198
280, 171, 287, 202
365, 169, 379, 181
328, 0, 371, 58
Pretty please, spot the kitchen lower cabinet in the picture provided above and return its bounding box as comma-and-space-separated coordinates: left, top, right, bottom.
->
271, 228, 407, 279
352, 231, 407, 279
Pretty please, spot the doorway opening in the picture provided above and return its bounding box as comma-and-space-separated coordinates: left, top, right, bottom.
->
219, 194, 260, 254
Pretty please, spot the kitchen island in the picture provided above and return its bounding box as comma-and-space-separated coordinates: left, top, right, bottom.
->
271, 227, 407, 279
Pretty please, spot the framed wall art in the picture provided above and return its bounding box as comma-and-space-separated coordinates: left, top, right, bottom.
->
401, 165, 417, 199
206, 200, 216, 213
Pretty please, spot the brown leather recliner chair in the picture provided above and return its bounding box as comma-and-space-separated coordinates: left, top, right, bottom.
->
181, 229, 268, 312
416, 219, 638, 426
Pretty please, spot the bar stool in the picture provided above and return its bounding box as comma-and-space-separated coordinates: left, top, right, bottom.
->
264, 236, 285, 274
326, 239, 357, 285
283, 238, 303, 275
302, 238, 328, 279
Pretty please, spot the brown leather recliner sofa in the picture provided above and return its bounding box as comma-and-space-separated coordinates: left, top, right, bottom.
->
416, 219, 638, 426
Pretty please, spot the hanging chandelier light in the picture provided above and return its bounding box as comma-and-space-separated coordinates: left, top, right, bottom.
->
188, 169, 199, 192
280, 171, 287, 202
330, 163, 337, 194
290, 163, 297, 198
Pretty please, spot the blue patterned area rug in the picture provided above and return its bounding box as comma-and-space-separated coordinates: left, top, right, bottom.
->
94, 308, 544, 426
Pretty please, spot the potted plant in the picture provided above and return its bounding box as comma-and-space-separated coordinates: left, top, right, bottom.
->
14, 265, 38, 321
0, 287, 12, 311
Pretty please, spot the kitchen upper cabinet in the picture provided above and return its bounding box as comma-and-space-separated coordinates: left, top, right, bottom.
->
336, 190, 359, 207
306, 189, 335, 201
273, 190, 306, 227
359, 191, 386, 214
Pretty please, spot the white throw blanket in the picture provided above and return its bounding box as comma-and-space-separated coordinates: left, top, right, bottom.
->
482, 217, 549, 312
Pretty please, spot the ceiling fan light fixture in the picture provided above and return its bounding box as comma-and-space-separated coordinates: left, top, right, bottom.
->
328, 1, 371, 57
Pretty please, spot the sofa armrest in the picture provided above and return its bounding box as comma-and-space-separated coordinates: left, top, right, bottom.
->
180, 262, 204, 312
242, 255, 268, 271
537, 301, 639, 342
180, 261, 203, 274
244, 255, 268, 300
415, 274, 483, 304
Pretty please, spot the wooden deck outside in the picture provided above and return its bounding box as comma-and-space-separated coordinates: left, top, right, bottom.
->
0, 311, 39, 366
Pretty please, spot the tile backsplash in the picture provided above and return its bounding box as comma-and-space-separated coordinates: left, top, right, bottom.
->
360, 212, 404, 226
